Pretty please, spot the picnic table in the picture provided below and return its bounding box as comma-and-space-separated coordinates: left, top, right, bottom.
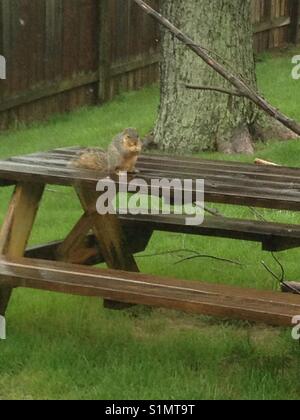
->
1, 147, 300, 338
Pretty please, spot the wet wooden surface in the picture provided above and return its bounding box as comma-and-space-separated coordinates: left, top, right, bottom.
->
1, 256, 300, 327
1, 147, 300, 210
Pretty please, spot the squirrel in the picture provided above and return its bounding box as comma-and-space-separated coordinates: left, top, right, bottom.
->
70, 128, 142, 174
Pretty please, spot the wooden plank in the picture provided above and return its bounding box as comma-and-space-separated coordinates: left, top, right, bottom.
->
18, 149, 300, 184
264, 0, 273, 20
290, 0, 300, 43
56, 213, 94, 262
78, 0, 99, 73
45, 0, 63, 80
98, 0, 111, 103
76, 185, 140, 308
0, 0, 10, 55
254, 16, 291, 33
3, 151, 300, 210
0, 72, 98, 112
0, 0, 10, 99
24, 210, 300, 262
118, 212, 300, 241
76, 186, 139, 271
0, 183, 44, 317
25, 240, 65, 261
8, 152, 300, 193
51, 147, 300, 179
137, 154, 300, 177
1, 159, 300, 211
10, 152, 300, 192
62, 0, 81, 79
5, 149, 300, 189
25, 218, 153, 265
121, 213, 300, 252
110, 53, 160, 76
1, 256, 300, 327
25, 236, 103, 266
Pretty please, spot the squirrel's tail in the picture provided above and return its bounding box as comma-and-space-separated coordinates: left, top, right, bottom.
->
69, 150, 108, 171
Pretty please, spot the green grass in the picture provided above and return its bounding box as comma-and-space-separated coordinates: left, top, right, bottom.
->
1, 47, 300, 400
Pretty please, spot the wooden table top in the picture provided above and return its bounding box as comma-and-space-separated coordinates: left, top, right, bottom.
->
1, 147, 300, 211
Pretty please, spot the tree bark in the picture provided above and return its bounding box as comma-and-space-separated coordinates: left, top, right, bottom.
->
154, 0, 296, 154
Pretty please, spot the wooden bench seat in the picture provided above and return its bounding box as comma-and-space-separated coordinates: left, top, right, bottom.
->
25, 213, 300, 267
118, 213, 300, 252
1, 256, 300, 330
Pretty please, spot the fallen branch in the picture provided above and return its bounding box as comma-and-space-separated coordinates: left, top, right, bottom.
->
134, 0, 300, 137
186, 84, 243, 98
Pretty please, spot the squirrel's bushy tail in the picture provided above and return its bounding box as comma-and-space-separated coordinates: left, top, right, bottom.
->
69, 149, 108, 171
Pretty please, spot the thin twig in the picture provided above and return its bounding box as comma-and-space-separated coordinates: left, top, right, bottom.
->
271, 252, 285, 283
176, 254, 243, 266
195, 201, 225, 218
248, 208, 296, 291
261, 261, 281, 282
186, 84, 243, 98
136, 249, 200, 259
46, 188, 65, 194
137, 248, 242, 267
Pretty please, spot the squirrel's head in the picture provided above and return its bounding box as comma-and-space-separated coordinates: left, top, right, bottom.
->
122, 128, 142, 154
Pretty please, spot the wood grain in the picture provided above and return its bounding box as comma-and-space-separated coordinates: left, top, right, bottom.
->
76, 185, 140, 309
1, 256, 300, 327
0, 183, 44, 315
2, 150, 300, 210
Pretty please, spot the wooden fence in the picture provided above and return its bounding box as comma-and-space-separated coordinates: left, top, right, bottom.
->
252, 0, 300, 51
0, 0, 299, 130
0, 0, 159, 130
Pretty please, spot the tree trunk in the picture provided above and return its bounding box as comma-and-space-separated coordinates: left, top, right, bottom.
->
154, 0, 296, 154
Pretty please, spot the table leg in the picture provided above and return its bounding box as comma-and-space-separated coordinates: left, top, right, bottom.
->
76, 185, 139, 309
0, 182, 44, 338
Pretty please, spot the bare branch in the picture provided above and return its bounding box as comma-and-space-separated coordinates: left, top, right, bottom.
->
133, 0, 300, 136
186, 84, 244, 98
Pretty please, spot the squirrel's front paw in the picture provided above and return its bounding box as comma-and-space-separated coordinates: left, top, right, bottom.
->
129, 168, 140, 174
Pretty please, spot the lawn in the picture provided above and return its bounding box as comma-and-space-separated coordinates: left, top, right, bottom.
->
0, 48, 300, 400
